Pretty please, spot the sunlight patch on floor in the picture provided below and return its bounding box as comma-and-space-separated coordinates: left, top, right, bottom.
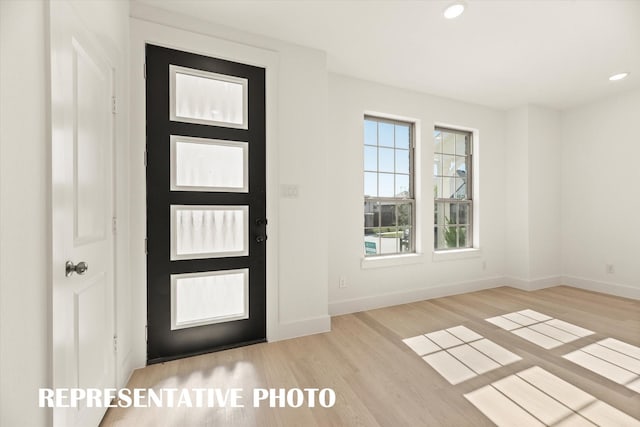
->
563, 338, 640, 393
403, 325, 521, 384
465, 366, 640, 426
485, 309, 593, 349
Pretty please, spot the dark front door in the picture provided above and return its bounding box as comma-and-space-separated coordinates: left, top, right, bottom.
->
146, 44, 266, 364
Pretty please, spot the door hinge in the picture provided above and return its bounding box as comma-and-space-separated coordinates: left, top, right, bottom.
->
111, 96, 117, 114
145, 325, 148, 342
145, 238, 148, 255
113, 335, 118, 353
144, 150, 147, 167
112, 216, 117, 235
143, 63, 146, 80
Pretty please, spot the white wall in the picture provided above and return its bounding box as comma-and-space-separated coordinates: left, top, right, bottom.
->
561, 89, 640, 297
505, 106, 530, 280
128, 4, 331, 368
505, 105, 562, 286
273, 45, 329, 326
528, 106, 561, 280
0, 1, 50, 425
327, 74, 507, 314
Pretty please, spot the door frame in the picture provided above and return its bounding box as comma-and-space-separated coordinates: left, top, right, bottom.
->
130, 18, 280, 366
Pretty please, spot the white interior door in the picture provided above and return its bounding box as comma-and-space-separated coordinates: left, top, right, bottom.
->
51, 2, 116, 426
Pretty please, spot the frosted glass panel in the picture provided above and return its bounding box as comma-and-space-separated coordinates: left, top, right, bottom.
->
171, 136, 247, 192
171, 205, 248, 260
170, 65, 247, 129
171, 269, 248, 330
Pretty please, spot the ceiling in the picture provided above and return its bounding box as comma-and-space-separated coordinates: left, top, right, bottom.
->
136, 0, 640, 110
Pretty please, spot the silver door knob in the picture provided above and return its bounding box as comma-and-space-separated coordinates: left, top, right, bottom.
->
65, 261, 88, 277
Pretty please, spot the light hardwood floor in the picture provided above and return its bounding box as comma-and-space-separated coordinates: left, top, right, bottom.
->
101, 286, 640, 426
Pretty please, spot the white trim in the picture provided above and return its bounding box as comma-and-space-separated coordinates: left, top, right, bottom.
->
363, 110, 420, 125
361, 253, 425, 269
169, 64, 248, 129
561, 275, 640, 300
269, 315, 331, 342
505, 276, 560, 291
329, 276, 506, 316
329, 278, 639, 317
170, 269, 249, 330
433, 248, 482, 262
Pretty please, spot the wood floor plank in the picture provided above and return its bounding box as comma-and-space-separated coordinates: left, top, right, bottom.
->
100, 286, 640, 426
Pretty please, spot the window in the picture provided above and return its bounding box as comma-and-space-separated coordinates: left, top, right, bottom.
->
434, 127, 473, 250
169, 65, 248, 129
364, 116, 414, 256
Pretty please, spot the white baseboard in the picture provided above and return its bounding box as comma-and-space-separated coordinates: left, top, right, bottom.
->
561, 275, 640, 300
327, 274, 638, 319
506, 276, 561, 292
268, 315, 331, 342
328, 276, 506, 316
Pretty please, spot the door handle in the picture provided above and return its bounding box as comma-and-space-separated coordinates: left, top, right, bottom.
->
255, 217, 268, 243
65, 261, 88, 277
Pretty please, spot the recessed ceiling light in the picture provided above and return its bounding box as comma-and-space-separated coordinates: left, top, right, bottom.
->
609, 72, 629, 81
444, 3, 465, 19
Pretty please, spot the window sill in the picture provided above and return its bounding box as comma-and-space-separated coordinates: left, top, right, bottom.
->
432, 248, 482, 262
361, 253, 424, 269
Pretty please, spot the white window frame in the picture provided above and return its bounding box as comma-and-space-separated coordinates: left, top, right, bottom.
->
433, 124, 481, 258
363, 115, 418, 259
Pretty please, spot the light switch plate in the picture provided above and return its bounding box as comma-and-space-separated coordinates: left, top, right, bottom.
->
281, 184, 299, 199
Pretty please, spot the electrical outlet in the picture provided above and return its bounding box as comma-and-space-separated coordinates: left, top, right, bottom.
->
482, 261, 487, 270
339, 277, 347, 288
606, 264, 615, 274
